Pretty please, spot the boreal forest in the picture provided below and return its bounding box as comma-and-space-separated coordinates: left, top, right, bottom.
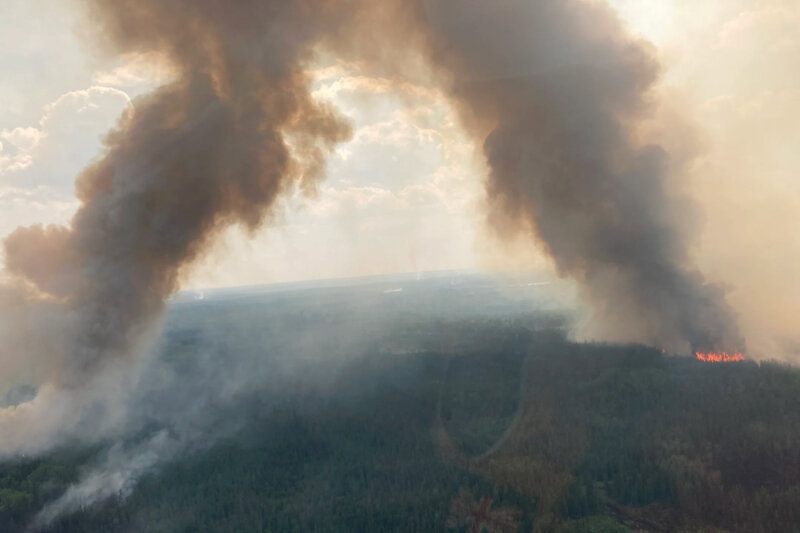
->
1, 275, 798, 533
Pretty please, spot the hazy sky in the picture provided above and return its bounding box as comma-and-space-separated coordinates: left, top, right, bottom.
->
0, 1, 798, 356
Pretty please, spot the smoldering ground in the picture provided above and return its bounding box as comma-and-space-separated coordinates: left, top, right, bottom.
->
0, 0, 748, 525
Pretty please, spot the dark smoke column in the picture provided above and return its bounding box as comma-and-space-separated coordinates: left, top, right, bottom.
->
3, 0, 354, 386
415, 0, 742, 353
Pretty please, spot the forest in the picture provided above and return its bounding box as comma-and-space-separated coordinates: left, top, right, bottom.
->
0, 276, 798, 532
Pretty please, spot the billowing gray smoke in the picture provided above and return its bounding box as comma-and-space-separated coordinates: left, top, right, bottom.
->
0, 0, 364, 456
0, 0, 741, 497
414, 0, 743, 354
4, 1, 355, 387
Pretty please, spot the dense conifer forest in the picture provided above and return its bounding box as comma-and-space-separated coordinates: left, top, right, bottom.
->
1, 276, 798, 532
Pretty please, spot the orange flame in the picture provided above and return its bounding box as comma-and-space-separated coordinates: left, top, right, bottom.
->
695, 351, 745, 363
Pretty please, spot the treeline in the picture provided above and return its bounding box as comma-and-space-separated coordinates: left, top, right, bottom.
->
1, 320, 800, 532
443, 337, 800, 532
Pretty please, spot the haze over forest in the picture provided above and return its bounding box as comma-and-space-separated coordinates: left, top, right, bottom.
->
0, 1, 798, 532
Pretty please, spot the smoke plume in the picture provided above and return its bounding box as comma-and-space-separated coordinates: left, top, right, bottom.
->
0, 0, 358, 453
413, 0, 743, 354
0, 0, 743, 511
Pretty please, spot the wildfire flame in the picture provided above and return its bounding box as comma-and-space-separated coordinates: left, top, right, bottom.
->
695, 351, 745, 363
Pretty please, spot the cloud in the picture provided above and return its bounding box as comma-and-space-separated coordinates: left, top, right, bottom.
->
312, 73, 440, 102
352, 110, 441, 147
716, 3, 800, 52
0, 86, 132, 190
0, 187, 79, 239
91, 52, 176, 94
0, 127, 41, 174
0, 86, 132, 274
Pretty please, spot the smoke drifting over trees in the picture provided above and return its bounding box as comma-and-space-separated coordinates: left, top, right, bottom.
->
413, 1, 743, 354
1, 0, 358, 454
0, 0, 741, 488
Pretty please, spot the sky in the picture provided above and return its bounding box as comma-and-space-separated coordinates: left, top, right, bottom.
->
0, 1, 798, 357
